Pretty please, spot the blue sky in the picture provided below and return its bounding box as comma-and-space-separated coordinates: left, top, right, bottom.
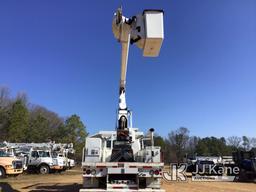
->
0, 0, 256, 138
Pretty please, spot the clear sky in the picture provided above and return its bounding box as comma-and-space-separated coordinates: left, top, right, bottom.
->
0, 0, 256, 138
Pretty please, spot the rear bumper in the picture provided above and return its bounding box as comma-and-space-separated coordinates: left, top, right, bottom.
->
80, 189, 165, 192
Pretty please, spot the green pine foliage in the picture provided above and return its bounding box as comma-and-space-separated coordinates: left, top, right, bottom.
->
0, 87, 88, 161
0, 87, 255, 163
8, 99, 29, 142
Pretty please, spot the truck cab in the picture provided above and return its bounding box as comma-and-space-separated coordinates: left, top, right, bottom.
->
0, 150, 23, 178
27, 149, 64, 174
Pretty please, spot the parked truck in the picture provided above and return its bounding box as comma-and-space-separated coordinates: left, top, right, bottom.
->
27, 148, 64, 174
233, 149, 256, 182
2, 142, 75, 174
80, 8, 164, 192
0, 149, 23, 178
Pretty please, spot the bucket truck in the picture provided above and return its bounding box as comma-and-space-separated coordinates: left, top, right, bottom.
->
2, 142, 75, 174
81, 8, 164, 191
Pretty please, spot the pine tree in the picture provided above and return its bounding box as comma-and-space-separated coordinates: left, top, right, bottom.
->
8, 99, 29, 142
63, 114, 88, 160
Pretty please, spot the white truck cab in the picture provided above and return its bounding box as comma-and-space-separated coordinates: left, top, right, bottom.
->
27, 149, 65, 174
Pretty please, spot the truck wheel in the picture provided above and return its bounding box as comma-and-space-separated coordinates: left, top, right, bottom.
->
0, 167, 6, 178
39, 165, 50, 174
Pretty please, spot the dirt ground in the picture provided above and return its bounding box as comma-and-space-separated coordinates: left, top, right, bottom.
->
0, 168, 255, 192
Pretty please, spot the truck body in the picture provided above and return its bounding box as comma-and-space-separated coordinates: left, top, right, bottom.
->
81, 130, 164, 191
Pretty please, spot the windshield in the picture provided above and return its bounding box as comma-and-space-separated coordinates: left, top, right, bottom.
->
38, 151, 50, 157
0, 150, 10, 157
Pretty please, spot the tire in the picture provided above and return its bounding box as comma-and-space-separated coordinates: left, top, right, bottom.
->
0, 167, 6, 178
39, 165, 50, 174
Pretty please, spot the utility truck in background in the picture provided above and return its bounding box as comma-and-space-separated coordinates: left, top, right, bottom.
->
80, 8, 164, 192
1, 142, 75, 174
0, 147, 23, 178
233, 149, 256, 182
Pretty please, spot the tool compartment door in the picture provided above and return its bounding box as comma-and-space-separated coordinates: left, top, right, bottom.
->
84, 138, 102, 162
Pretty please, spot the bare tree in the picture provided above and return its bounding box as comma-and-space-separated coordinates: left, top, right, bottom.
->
249, 137, 256, 149
16, 91, 28, 105
0, 86, 10, 107
242, 136, 250, 150
30, 105, 64, 131
186, 136, 199, 156
0, 86, 11, 140
227, 136, 241, 148
167, 127, 190, 163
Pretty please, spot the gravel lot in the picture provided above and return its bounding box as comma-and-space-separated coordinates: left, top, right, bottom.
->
0, 168, 255, 192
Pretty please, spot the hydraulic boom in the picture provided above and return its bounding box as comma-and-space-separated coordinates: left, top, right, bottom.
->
111, 8, 164, 162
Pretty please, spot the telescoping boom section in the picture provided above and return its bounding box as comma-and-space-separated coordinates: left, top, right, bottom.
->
81, 8, 164, 192
111, 7, 164, 163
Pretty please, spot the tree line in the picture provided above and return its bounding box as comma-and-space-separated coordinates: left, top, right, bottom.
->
1, 86, 255, 164
0, 86, 87, 160
155, 127, 256, 164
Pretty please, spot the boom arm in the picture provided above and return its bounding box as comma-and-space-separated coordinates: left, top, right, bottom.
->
113, 8, 130, 89
112, 7, 164, 109
110, 8, 164, 162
